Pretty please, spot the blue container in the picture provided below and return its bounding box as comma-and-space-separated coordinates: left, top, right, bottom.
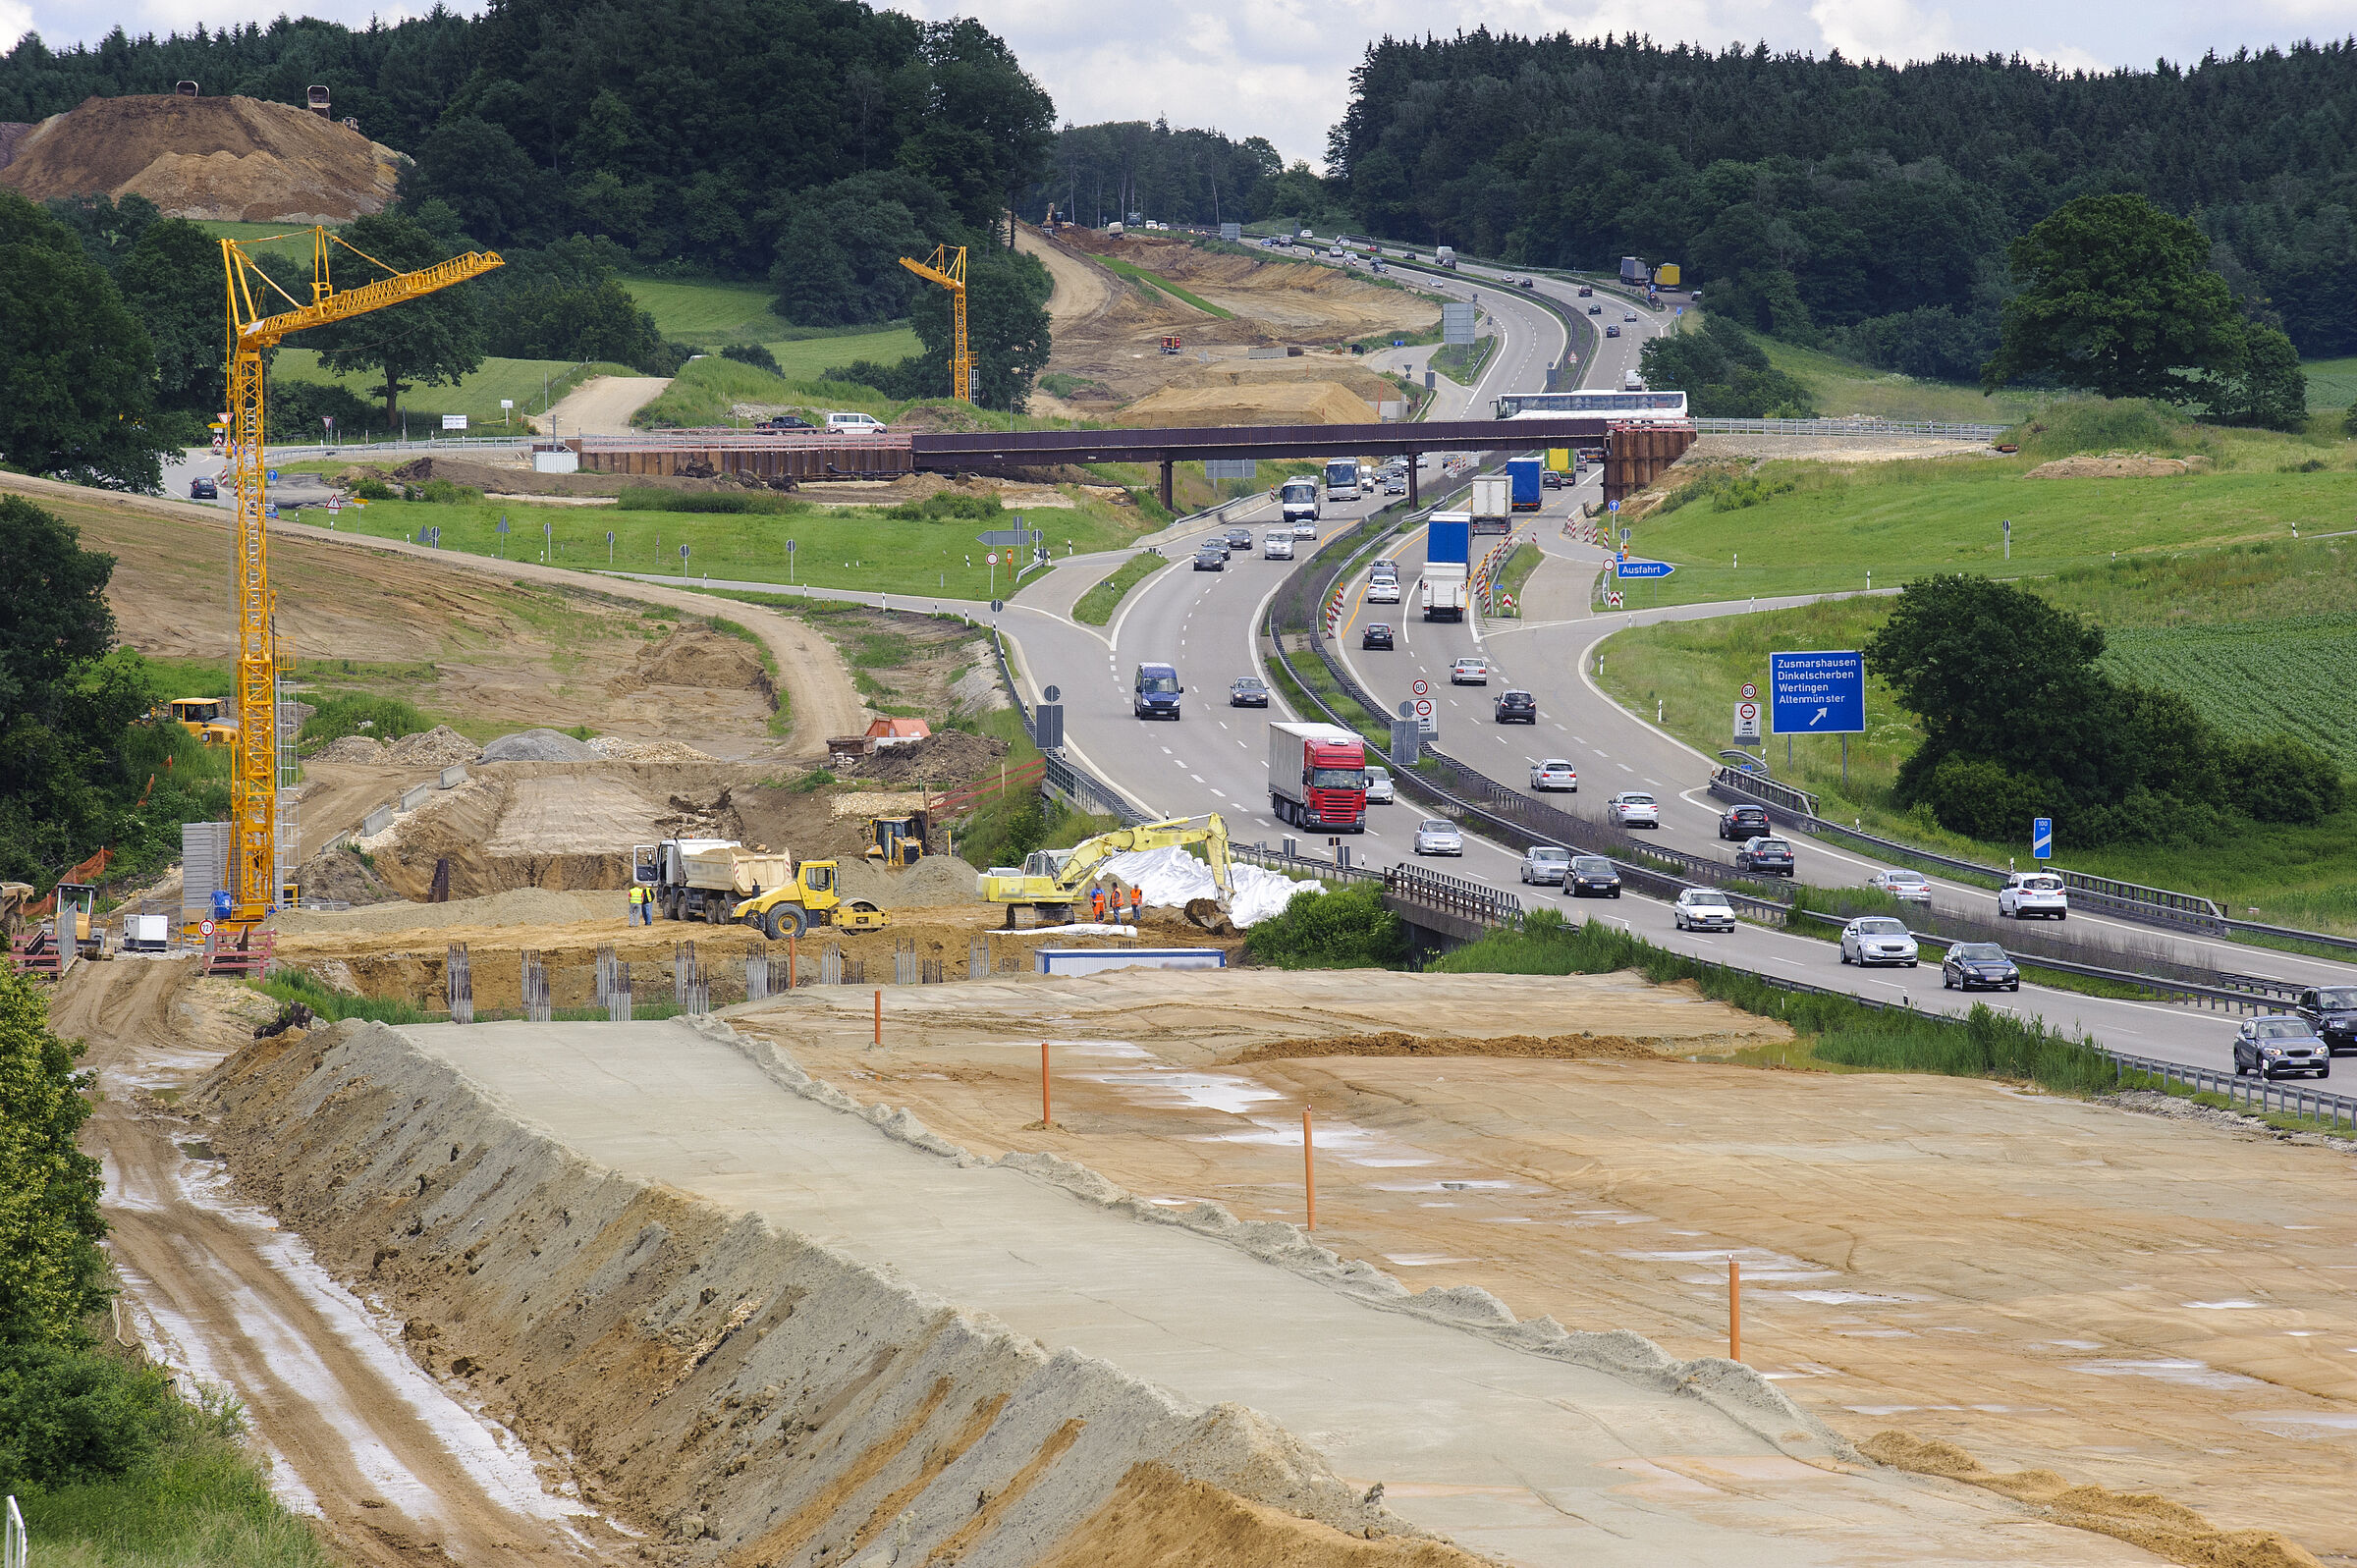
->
1507, 455, 1543, 511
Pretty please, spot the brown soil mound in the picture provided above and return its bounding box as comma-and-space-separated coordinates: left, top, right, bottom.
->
843, 730, 1009, 785
1231, 1030, 1672, 1064
1041, 1463, 1483, 1568
1118, 382, 1377, 427
612, 626, 777, 709
2026, 454, 2210, 478
0, 93, 403, 222
1862, 1432, 2321, 1568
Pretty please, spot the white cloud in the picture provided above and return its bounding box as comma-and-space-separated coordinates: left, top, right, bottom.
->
1808, 0, 1959, 61
1, 0, 33, 50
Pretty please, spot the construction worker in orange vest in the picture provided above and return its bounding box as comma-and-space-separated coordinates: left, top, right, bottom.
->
1090, 884, 1108, 923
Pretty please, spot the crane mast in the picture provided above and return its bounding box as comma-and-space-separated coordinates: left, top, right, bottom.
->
218, 228, 502, 922
897, 244, 972, 402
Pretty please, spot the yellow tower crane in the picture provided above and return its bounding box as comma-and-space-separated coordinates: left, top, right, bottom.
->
218, 228, 503, 923
897, 243, 972, 402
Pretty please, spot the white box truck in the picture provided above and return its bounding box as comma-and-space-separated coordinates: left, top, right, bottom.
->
1421, 563, 1468, 622
1470, 474, 1508, 534
1435, 245, 1457, 269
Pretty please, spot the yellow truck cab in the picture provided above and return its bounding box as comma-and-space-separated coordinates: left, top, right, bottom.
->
162, 697, 238, 746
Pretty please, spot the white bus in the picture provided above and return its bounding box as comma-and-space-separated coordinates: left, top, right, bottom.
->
1323, 457, 1362, 500
1492, 390, 1690, 423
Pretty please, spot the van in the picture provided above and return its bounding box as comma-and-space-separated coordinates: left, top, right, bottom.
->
1622, 370, 1644, 391
826, 411, 887, 435
1132, 663, 1182, 721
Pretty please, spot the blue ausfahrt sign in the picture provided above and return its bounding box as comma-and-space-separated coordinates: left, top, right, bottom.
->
2032, 817, 2053, 859
1770, 649, 1865, 734
1615, 558, 1674, 579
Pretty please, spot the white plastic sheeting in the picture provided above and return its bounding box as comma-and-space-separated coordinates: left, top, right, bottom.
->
1092, 847, 1315, 928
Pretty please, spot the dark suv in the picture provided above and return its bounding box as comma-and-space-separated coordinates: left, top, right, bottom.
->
1718, 804, 1769, 840
2294, 986, 2357, 1054
1735, 837, 1795, 877
1494, 689, 1537, 724
1223, 526, 1255, 552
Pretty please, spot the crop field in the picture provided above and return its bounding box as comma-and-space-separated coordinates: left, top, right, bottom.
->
2101, 615, 2357, 766
619, 273, 790, 343
768, 326, 921, 380
2300, 353, 2357, 408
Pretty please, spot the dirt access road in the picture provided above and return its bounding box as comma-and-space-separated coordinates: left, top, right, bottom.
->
61, 958, 631, 1568
537, 375, 670, 437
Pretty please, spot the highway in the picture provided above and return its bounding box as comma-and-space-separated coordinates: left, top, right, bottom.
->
992, 246, 2355, 1084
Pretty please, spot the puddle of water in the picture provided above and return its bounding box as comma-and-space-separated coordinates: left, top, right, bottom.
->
2182, 1300, 2268, 1310
2235, 1411, 2357, 1436
2040, 1339, 2104, 1350
1384, 1254, 1474, 1267
2069, 1359, 2265, 1390
1196, 1115, 1438, 1167
1775, 1289, 1929, 1306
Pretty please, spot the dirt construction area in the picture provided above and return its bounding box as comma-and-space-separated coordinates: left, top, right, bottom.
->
60, 954, 2357, 1568
1017, 224, 1436, 420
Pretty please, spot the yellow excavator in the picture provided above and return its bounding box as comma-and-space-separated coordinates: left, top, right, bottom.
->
977, 813, 1232, 929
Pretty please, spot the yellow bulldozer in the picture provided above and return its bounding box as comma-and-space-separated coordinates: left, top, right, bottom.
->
976, 813, 1232, 929
865, 810, 930, 869
731, 860, 891, 940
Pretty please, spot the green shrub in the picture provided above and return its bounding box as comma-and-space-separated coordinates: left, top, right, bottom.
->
884, 491, 1003, 521
615, 487, 802, 514
298, 693, 431, 751
1243, 882, 1407, 968
0, 1343, 182, 1489
407, 478, 482, 505
249, 972, 426, 1027
721, 343, 782, 373
351, 476, 395, 500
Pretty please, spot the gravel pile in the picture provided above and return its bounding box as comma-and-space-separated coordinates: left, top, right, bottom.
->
588, 736, 718, 763
387, 726, 479, 765
479, 728, 600, 763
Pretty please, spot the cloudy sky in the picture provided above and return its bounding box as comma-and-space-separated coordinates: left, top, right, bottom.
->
12, 0, 2356, 166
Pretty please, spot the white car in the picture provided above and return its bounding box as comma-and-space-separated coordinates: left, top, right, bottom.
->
1607, 791, 1659, 828
1292, 518, 1319, 539
1366, 574, 1400, 603
1413, 819, 1462, 856
1264, 533, 1294, 560
1999, 872, 2068, 920
1840, 916, 1919, 967
1866, 867, 1933, 904
1364, 766, 1395, 804
1450, 658, 1488, 685
825, 410, 887, 435
1673, 889, 1736, 932
1529, 759, 1578, 792
1519, 845, 1571, 885
1622, 310, 1638, 322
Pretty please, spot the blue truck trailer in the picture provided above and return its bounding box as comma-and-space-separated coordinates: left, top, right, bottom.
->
1507, 455, 1544, 512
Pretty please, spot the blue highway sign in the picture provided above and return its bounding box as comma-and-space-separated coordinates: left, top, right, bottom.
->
1615, 558, 1674, 579
2032, 817, 2053, 859
1769, 649, 1865, 734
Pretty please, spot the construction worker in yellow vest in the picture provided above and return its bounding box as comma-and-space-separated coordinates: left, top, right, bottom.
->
629, 882, 652, 926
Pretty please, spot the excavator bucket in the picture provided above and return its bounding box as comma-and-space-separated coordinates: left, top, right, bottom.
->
1182, 897, 1236, 937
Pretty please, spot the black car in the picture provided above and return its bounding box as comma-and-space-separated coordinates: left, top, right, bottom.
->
2294, 985, 2357, 1054
1362, 622, 1395, 650
1941, 942, 2020, 993
1588, 304, 1603, 314
1192, 548, 1227, 571
1718, 804, 1769, 841
1230, 676, 1270, 707
1542, 470, 1567, 489
1577, 286, 1594, 297
1565, 854, 1621, 898
1734, 836, 1795, 876
759, 414, 814, 430
1495, 689, 1537, 724
1223, 526, 1255, 552
190, 476, 218, 499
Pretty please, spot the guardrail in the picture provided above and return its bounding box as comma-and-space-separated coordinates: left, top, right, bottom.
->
1232, 841, 1384, 885
2106, 1050, 2357, 1134
1689, 417, 2006, 440
1386, 861, 1523, 929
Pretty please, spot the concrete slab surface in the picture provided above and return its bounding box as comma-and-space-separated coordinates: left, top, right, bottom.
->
403, 1019, 2150, 1567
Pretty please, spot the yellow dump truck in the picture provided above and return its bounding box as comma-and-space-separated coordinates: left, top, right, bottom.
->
632, 838, 795, 924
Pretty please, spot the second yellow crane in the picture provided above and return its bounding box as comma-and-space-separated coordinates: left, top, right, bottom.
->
897, 243, 972, 403
217, 227, 502, 923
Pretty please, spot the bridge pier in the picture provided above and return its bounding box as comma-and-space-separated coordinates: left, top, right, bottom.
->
1159, 455, 1174, 513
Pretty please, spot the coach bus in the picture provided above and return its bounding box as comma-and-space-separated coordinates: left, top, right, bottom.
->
1323, 457, 1362, 500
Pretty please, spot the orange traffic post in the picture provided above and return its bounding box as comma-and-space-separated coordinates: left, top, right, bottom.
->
1303, 1108, 1317, 1230
1728, 1258, 1742, 1362
873, 989, 882, 1045
1041, 1042, 1052, 1127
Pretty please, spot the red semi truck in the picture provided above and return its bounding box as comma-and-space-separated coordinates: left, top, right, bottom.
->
1267, 721, 1369, 831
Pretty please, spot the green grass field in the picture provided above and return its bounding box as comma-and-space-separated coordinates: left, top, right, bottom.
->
322, 488, 1153, 599
1748, 334, 2046, 424
269, 349, 633, 436
1073, 550, 1171, 624
769, 326, 922, 380
2300, 354, 2357, 409
1611, 450, 2357, 610
620, 273, 787, 341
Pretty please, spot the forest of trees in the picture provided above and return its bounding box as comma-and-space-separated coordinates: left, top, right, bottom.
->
0, 1, 1056, 328
1328, 33, 2357, 378
1029, 119, 1312, 229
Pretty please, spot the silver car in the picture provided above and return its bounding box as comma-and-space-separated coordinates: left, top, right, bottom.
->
1673, 889, 1736, 931
1364, 766, 1395, 804
1264, 533, 1294, 560
1867, 867, 1933, 904
1413, 819, 1462, 856
1839, 916, 1919, 967
2236, 1015, 2330, 1081
1529, 759, 1578, 792
1519, 845, 1571, 884
1607, 791, 1659, 828
2000, 872, 2068, 920
1292, 518, 1320, 539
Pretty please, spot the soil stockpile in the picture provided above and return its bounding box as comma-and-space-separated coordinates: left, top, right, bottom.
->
0, 93, 403, 222
271, 886, 620, 934
388, 725, 477, 765
842, 729, 1009, 785
309, 734, 390, 763
609, 627, 776, 710
1118, 381, 1379, 427
2028, 454, 2210, 478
